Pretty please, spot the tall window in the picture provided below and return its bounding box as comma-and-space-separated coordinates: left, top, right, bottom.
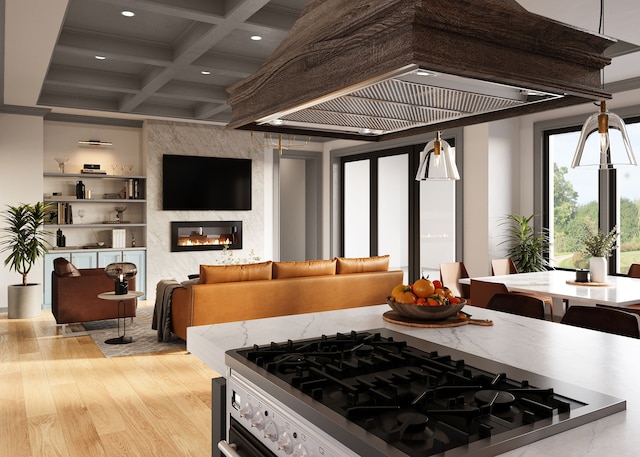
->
545, 117, 640, 274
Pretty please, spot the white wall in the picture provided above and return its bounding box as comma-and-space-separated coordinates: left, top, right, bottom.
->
0, 114, 44, 309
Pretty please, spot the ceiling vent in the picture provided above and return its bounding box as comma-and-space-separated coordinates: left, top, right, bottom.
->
227, 0, 616, 141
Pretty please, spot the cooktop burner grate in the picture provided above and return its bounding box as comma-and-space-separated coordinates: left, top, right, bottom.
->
227, 329, 626, 457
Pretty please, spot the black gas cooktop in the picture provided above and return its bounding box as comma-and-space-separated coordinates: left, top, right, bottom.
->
226, 329, 625, 457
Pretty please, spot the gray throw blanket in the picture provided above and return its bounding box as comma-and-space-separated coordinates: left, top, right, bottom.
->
152, 279, 183, 342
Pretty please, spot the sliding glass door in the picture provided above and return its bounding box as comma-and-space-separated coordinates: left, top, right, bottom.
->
341, 139, 460, 282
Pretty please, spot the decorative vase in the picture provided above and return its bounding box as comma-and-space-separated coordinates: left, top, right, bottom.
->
8, 283, 43, 319
589, 257, 607, 283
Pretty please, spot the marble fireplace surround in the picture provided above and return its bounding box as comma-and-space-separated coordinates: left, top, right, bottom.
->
171, 221, 242, 252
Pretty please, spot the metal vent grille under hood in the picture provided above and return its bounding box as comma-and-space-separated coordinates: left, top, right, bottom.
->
227, 0, 616, 142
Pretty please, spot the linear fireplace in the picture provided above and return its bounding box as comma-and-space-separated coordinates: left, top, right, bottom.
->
171, 221, 242, 252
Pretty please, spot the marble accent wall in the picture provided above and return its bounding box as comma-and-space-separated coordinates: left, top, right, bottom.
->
145, 120, 265, 300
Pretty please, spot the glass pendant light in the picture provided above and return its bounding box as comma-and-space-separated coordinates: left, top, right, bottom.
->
415, 131, 460, 181
570, 0, 636, 170
570, 100, 636, 169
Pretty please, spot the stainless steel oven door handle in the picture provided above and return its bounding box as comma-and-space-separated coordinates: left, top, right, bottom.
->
217, 440, 241, 457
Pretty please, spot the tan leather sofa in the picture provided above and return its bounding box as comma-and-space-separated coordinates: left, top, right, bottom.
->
170, 256, 403, 340
51, 257, 137, 328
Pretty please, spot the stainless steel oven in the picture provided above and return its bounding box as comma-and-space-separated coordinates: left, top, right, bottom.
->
218, 418, 278, 457
219, 371, 358, 457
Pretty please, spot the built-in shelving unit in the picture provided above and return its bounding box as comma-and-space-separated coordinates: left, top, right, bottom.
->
43, 171, 147, 301
43, 172, 146, 238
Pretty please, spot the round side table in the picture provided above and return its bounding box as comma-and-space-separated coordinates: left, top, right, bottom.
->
97, 291, 144, 344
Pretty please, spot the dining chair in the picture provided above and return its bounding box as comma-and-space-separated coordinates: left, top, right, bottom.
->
490, 258, 554, 317
469, 279, 509, 308
491, 258, 519, 276
627, 263, 640, 278
487, 293, 546, 320
439, 262, 471, 300
561, 305, 640, 339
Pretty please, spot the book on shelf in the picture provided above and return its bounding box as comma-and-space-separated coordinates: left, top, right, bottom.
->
111, 229, 126, 249
47, 195, 77, 200
54, 202, 73, 224
81, 169, 107, 174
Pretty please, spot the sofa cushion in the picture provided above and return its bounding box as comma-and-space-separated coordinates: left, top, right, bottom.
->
200, 261, 273, 284
336, 255, 390, 274
273, 259, 336, 279
53, 257, 81, 277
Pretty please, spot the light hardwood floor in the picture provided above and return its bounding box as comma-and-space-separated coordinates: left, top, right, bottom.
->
0, 308, 220, 457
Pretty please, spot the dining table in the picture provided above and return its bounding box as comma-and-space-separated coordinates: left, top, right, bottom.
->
460, 269, 640, 318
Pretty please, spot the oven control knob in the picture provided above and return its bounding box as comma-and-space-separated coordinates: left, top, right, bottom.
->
238, 403, 253, 420
250, 411, 265, 430
291, 444, 309, 457
277, 432, 294, 454
263, 421, 278, 442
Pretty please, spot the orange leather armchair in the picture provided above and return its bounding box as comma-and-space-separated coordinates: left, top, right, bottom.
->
51, 257, 136, 329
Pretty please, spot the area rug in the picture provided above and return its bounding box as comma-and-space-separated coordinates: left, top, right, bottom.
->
76, 302, 185, 358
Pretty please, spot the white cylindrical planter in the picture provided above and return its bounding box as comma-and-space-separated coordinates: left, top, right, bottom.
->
8, 284, 43, 319
589, 257, 608, 283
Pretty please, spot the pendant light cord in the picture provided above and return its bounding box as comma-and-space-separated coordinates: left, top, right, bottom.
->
599, 0, 605, 95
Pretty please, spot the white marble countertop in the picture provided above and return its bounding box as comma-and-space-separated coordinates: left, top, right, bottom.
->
188, 304, 640, 456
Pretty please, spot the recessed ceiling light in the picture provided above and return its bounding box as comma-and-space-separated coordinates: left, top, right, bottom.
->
121, 10, 135, 17
95, 55, 106, 60
250, 35, 262, 41
201, 71, 211, 75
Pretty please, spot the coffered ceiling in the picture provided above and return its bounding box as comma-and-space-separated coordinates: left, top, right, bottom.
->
2, 0, 640, 125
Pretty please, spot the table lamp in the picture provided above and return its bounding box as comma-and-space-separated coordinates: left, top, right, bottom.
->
105, 262, 137, 295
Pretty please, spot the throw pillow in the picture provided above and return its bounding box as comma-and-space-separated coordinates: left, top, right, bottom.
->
336, 255, 390, 274
53, 257, 81, 277
200, 261, 273, 284
272, 259, 336, 279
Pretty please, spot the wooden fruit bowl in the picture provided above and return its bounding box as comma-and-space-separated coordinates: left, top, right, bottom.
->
386, 297, 465, 320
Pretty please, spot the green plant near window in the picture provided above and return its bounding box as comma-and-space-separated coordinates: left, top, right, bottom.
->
500, 214, 550, 272
1, 202, 51, 286
580, 224, 618, 258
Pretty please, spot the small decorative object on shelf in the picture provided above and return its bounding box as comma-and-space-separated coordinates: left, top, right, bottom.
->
114, 206, 127, 223
75, 181, 85, 199
56, 228, 66, 247
54, 157, 69, 173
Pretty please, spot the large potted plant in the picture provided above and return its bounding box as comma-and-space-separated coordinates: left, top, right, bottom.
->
1, 202, 51, 318
500, 214, 550, 272
580, 224, 618, 283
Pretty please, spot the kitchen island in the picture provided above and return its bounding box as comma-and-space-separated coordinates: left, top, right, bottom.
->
188, 304, 639, 456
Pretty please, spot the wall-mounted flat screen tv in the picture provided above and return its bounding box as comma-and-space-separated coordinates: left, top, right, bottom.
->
162, 154, 252, 210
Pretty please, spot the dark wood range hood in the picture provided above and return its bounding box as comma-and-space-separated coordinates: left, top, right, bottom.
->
227, 0, 616, 141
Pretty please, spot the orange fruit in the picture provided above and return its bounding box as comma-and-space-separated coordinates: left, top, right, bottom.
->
391, 284, 409, 299
395, 291, 418, 304
412, 278, 435, 298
